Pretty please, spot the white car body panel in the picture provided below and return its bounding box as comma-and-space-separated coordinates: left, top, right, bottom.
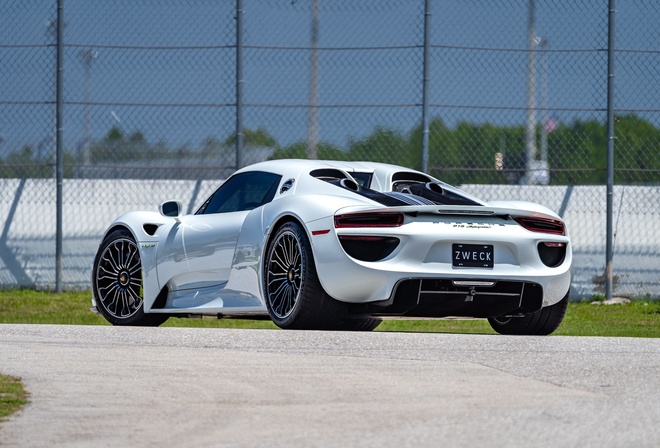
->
156, 211, 245, 291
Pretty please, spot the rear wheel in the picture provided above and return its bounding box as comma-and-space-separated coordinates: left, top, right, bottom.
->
338, 318, 382, 332
264, 222, 346, 330
488, 291, 569, 335
93, 229, 168, 327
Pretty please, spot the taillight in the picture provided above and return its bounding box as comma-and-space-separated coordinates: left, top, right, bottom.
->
513, 216, 565, 236
334, 212, 404, 228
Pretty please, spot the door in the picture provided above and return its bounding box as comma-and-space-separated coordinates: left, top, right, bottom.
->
156, 171, 281, 292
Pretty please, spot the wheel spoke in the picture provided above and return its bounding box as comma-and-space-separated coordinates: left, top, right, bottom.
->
97, 273, 116, 282
270, 255, 288, 274
106, 249, 120, 273
128, 264, 141, 276
118, 241, 127, 269
276, 285, 291, 316
103, 283, 121, 311
126, 285, 142, 307
279, 236, 286, 266
126, 245, 138, 269
270, 281, 288, 305
284, 286, 294, 314
98, 264, 116, 275
268, 276, 287, 287
119, 291, 129, 316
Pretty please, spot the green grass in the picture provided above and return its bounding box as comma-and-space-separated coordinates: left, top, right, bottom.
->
0, 289, 279, 329
378, 300, 660, 337
1, 289, 660, 337
0, 374, 28, 422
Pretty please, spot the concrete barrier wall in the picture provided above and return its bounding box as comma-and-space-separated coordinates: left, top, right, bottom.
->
1, 179, 659, 298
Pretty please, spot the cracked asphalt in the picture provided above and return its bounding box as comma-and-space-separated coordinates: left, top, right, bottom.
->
1, 324, 659, 447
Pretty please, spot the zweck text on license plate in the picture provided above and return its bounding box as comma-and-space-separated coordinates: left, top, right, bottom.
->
452, 244, 494, 268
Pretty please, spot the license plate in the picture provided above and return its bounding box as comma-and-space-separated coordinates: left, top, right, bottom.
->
452, 244, 494, 268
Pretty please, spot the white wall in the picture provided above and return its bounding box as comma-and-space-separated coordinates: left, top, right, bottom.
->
1, 179, 658, 298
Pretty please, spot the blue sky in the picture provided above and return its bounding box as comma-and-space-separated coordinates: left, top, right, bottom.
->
1, 0, 657, 156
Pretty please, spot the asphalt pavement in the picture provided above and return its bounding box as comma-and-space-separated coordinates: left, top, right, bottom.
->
1, 324, 659, 447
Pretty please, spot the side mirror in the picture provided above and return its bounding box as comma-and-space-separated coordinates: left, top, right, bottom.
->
159, 200, 183, 222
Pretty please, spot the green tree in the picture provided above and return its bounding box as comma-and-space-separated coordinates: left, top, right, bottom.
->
270, 141, 345, 160
409, 118, 449, 172
549, 119, 606, 185
90, 127, 124, 163
614, 114, 660, 184
3, 145, 55, 178
225, 127, 279, 148
346, 126, 410, 166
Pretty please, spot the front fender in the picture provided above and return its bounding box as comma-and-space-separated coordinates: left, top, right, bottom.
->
96, 211, 177, 312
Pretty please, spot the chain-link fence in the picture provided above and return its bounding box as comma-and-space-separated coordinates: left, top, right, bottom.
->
1, 0, 658, 297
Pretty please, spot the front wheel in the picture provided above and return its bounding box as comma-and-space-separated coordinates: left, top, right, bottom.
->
93, 229, 168, 327
488, 291, 569, 336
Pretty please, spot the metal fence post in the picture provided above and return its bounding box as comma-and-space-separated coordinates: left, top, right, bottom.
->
605, 0, 616, 300
55, 0, 64, 293
235, 0, 244, 170
421, 0, 431, 172
307, 0, 319, 160
524, 0, 537, 185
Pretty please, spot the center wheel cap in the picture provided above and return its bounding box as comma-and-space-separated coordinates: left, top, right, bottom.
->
118, 271, 130, 287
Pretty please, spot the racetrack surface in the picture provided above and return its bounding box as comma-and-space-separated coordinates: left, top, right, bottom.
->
1, 325, 659, 447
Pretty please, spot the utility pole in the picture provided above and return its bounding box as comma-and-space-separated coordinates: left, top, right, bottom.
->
55, 0, 64, 293
524, 0, 537, 184
80, 48, 98, 168
235, 0, 244, 169
307, 0, 319, 159
605, 0, 616, 300
421, 0, 431, 173
538, 37, 549, 167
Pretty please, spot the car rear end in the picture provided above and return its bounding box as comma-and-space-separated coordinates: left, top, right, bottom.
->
310, 204, 571, 319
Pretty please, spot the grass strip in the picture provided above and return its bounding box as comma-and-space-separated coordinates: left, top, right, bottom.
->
0, 374, 28, 422
0, 290, 659, 337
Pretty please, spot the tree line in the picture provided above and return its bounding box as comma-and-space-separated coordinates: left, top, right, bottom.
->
1, 114, 658, 185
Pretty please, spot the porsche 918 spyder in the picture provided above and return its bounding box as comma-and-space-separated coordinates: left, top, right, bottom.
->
92, 159, 571, 335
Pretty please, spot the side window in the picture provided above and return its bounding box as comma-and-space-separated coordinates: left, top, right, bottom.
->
197, 171, 281, 215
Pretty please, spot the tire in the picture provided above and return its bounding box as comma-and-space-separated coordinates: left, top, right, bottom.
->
337, 317, 382, 332
488, 291, 569, 336
93, 229, 169, 327
264, 222, 346, 330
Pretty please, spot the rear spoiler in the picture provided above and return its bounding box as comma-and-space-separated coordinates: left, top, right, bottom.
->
336, 204, 562, 222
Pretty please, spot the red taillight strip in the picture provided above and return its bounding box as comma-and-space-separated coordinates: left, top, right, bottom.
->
543, 242, 565, 247
338, 235, 390, 241
312, 229, 330, 236
334, 212, 404, 228
513, 216, 565, 236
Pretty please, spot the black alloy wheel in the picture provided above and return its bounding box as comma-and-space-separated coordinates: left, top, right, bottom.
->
93, 229, 168, 326
264, 222, 346, 330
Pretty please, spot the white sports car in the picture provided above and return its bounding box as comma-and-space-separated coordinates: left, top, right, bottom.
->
92, 159, 571, 335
